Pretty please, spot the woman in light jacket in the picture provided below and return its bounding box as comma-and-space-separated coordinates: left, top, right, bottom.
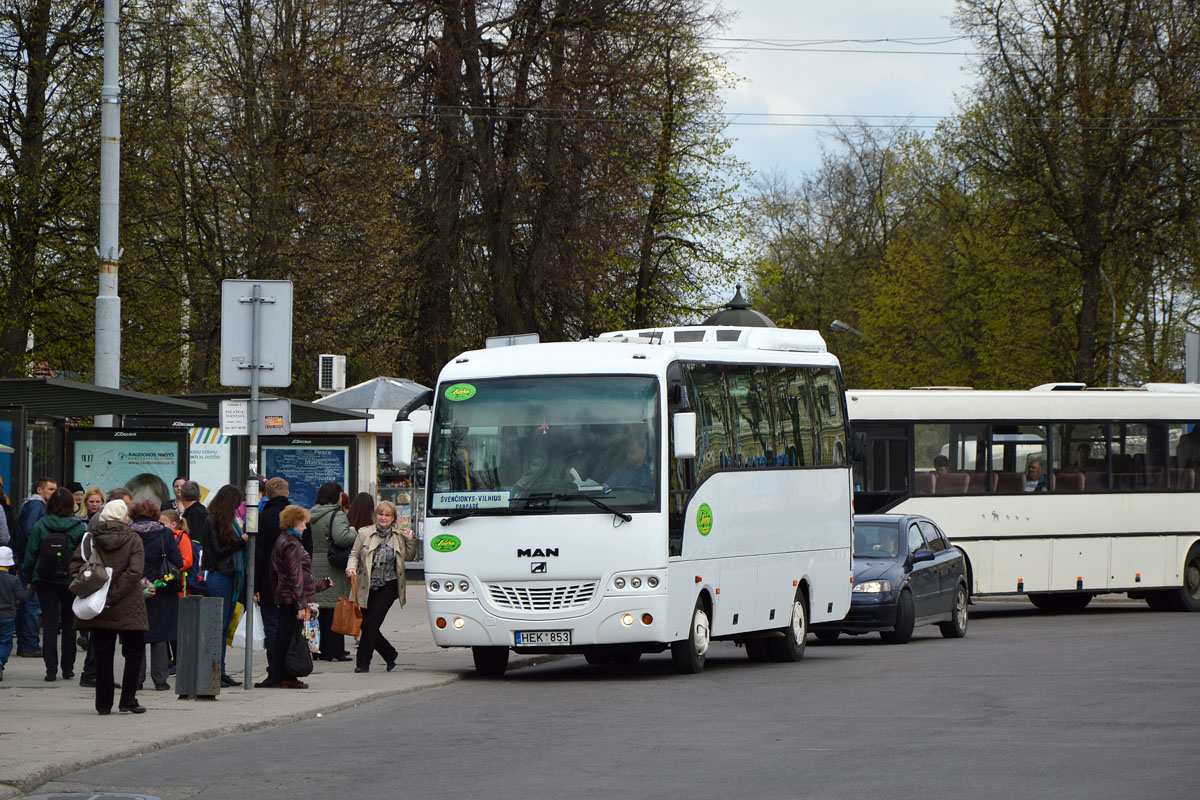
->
345, 501, 417, 673
308, 482, 355, 661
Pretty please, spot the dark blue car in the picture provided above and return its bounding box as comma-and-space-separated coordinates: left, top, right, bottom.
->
812, 514, 969, 644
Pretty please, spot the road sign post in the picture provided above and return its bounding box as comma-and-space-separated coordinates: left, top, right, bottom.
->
221, 279, 293, 690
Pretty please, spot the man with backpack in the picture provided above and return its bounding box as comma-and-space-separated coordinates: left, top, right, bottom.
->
22, 486, 85, 681
13, 477, 56, 657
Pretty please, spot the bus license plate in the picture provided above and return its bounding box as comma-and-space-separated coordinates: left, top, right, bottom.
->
515, 630, 572, 646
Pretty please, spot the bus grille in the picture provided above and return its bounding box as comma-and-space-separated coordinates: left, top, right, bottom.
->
485, 581, 598, 611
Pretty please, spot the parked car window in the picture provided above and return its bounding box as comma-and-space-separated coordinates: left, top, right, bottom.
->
907, 523, 926, 553
918, 521, 947, 552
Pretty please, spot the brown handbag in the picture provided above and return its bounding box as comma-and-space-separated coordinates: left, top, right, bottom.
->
331, 574, 363, 637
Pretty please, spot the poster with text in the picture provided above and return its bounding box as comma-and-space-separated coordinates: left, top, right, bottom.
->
72, 436, 184, 508
262, 445, 349, 508
189, 428, 233, 504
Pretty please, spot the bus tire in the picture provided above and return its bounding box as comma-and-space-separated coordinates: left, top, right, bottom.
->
1028, 592, 1092, 612
938, 583, 969, 638
1165, 542, 1200, 612
880, 590, 914, 644
671, 599, 710, 674
472, 646, 509, 677
768, 595, 808, 662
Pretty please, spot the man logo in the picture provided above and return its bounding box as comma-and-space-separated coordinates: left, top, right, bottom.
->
531, 562, 547, 574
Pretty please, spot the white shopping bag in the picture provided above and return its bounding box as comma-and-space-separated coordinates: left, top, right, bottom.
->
71, 567, 114, 620
232, 602, 266, 651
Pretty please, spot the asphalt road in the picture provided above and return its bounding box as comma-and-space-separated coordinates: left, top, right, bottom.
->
37, 600, 1200, 800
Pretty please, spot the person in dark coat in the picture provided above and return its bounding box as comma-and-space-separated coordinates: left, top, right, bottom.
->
129, 499, 182, 691
70, 499, 150, 714
22, 488, 86, 682
269, 504, 316, 689
254, 477, 290, 686
200, 484, 247, 687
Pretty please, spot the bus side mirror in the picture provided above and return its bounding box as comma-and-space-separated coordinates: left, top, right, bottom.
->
673, 412, 697, 459
392, 419, 414, 468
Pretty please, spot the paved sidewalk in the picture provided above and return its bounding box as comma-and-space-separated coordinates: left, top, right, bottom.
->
0, 587, 541, 799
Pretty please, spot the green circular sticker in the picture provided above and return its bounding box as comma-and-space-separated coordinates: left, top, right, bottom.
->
430, 534, 462, 553
445, 383, 476, 402
696, 503, 713, 536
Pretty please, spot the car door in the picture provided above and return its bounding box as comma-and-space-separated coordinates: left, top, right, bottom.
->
905, 521, 939, 618
918, 520, 956, 611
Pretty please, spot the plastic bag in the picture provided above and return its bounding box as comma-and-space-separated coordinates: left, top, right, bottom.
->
71, 566, 114, 620
303, 606, 321, 654
232, 602, 266, 651
226, 601, 244, 645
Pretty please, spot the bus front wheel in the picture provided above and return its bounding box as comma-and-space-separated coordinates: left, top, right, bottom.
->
1161, 543, 1200, 612
671, 600, 710, 674
472, 646, 509, 677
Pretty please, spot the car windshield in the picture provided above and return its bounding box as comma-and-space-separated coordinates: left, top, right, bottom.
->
428, 375, 661, 517
853, 522, 900, 558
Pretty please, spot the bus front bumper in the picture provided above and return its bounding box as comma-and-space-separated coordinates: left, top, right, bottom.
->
426, 594, 670, 650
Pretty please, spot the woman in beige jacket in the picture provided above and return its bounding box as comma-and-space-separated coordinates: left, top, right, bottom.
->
345, 501, 418, 672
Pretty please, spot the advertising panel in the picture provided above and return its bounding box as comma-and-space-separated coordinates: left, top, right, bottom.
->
261, 440, 352, 509
189, 427, 234, 504
67, 429, 189, 509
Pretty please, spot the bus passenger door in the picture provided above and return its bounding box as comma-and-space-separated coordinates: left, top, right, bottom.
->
905, 522, 939, 618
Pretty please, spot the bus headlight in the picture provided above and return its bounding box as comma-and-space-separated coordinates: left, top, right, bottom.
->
614, 577, 626, 589
453, 617, 466, 629
459, 580, 470, 592
429, 581, 439, 591
647, 576, 659, 588
630, 577, 642, 588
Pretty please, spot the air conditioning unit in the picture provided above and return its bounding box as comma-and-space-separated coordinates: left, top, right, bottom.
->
318, 354, 346, 393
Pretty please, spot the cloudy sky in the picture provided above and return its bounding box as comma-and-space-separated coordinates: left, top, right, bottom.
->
715, 1, 978, 183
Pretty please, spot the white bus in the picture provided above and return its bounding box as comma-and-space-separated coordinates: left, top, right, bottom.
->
394, 326, 854, 676
847, 383, 1200, 612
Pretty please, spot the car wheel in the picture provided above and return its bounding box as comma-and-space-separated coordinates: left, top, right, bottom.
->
1163, 542, 1200, 612
472, 646, 509, 677
1028, 592, 1093, 612
671, 599, 710, 674
880, 589, 914, 644
767, 595, 808, 662
814, 630, 840, 642
744, 639, 772, 662
938, 583, 968, 638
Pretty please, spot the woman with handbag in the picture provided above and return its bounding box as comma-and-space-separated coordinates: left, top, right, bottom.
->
22, 487, 86, 682
130, 500, 182, 691
270, 505, 316, 689
345, 501, 418, 673
69, 499, 149, 714
308, 482, 355, 662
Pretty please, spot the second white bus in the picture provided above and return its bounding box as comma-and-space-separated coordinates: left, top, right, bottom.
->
847, 383, 1200, 612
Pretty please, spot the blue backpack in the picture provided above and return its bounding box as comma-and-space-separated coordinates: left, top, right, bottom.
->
185, 535, 207, 595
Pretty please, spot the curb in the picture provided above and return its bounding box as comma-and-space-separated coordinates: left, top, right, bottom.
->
1, 653, 563, 799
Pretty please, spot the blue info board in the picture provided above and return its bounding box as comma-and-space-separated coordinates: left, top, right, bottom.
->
262, 445, 349, 509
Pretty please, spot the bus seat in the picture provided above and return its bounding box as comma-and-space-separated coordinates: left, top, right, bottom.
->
1084, 471, 1107, 491
994, 472, 1025, 492
914, 472, 936, 495
1144, 467, 1166, 490
934, 472, 969, 494
1171, 468, 1195, 490
965, 471, 991, 493
1054, 471, 1085, 492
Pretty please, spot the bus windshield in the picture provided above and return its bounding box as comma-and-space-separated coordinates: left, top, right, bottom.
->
429, 375, 661, 516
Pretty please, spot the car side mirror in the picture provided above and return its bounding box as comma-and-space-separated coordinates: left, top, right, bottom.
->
912, 548, 935, 563
673, 412, 697, 460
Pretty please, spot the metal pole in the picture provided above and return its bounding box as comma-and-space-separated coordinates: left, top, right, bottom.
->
243, 284, 262, 689
94, 0, 121, 427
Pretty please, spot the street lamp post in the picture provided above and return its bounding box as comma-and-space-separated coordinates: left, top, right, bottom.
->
830, 319, 865, 339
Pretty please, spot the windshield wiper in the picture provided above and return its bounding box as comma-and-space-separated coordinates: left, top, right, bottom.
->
554, 492, 632, 522
439, 512, 472, 526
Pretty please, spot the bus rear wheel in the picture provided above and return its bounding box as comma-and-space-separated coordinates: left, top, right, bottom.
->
671, 600, 710, 674
1028, 592, 1093, 612
1162, 543, 1200, 612
472, 646, 509, 677
767, 596, 808, 662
